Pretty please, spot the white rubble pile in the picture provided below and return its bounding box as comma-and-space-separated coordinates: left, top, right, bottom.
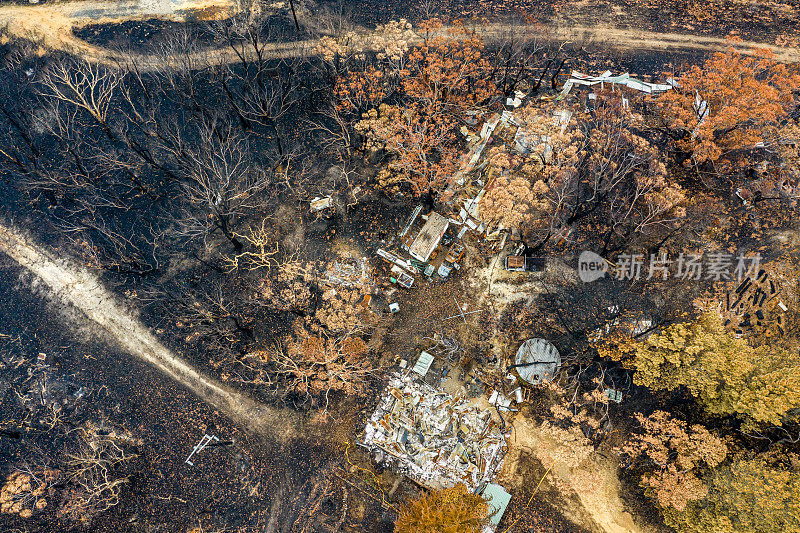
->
363, 373, 508, 491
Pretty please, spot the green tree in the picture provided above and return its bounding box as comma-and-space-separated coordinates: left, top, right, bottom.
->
663, 459, 800, 533
633, 312, 800, 426
395, 484, 490, 533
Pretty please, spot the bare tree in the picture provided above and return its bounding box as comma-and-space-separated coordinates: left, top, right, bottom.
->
37, 58, 124, 139
212, 14, 306, 158
172, 120, 271, 250
59, 423, 137, 525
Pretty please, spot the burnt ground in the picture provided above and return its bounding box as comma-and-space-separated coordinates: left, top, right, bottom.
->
322, 0, 800, 43
0, 258, 393, 532
73, 13, 310, 53
0, 187, 442, 531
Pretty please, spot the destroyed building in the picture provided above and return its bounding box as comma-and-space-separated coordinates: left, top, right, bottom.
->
363, 373, 509, 493
322, 254, 373, 288
557, 70, 675, 100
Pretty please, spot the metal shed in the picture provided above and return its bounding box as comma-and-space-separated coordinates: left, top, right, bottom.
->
408, 212, 450, 262
514, 338, 561, 385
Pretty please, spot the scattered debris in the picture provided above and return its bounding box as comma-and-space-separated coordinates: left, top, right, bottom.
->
605, 389, 623, 403
323, 254, 373, 288
505, 255, 546, 272
185, 434, 219, 466
389, 265, 415, 288
412, 351, 435, 377
437, 262, 453, 279
480, 483, 512, 532
363, 373, 509, 492
310, 196, 334, 214
377, 248, 418, 274
558, 70, 675, 100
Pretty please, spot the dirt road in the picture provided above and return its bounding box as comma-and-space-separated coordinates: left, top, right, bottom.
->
2, 1, 799, 68
0, 221, 304, 444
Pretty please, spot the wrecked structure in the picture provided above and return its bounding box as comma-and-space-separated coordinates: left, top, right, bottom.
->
442, 69, 675, 258
557, 70, 675, 99
322, 254, 374, 288
721, 266, 792, 337
363, 373, 509, 493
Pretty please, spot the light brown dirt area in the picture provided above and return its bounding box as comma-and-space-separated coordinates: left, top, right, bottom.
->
0, 1, 232, 57
3, 1, 800, 69
500, 415, 645, 533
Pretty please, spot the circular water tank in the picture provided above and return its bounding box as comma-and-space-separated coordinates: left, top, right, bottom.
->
515, 338, 561, 385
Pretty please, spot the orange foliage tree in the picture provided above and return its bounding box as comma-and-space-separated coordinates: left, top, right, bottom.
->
479, 96, 686, 251
658, 44, 800, 169
618, 411, 727, 512
338, 21, 499, 197
395, 484, 490, 533
263, 325, 374, 400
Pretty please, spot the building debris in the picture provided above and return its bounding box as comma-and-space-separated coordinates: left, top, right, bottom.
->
721, 264, 791, 336
412, 351, 435, 377
480, 483, 512, 532
363, 373, 509, 493
185, 434, 219, 466
558, 70, 675, 100
390, 265, 415, 288
399, 205, 423, 239
377, 248, 418, 274
310, 196, 334, 214
322, 254, 373, 288
505, 90, 526, 108
605, 389, 623, 403
505, 255, 546, 272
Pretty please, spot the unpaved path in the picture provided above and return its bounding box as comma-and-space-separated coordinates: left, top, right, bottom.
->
2, 1, 800, 68
0, 0, 236, 60
0, 221, 302, 443
501, 416, 643, 533
477, 23, 800, 63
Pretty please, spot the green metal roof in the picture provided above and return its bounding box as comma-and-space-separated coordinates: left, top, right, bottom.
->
482, 483, 511, 527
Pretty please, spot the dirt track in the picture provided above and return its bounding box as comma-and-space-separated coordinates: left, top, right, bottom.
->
2, 1, 799, 69
0, 221, 304, 444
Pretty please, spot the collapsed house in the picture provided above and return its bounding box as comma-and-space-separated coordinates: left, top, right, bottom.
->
363, 373, 509, 495
322, 254, 374, 288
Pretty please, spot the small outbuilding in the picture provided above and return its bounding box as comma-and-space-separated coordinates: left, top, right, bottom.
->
408, 212, 450, 262
514, 338, 561, 385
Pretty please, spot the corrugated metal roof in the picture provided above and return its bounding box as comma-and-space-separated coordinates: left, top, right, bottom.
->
481, 483, 512, 527
412, 351, 435, 377
408, 212, 450, 262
